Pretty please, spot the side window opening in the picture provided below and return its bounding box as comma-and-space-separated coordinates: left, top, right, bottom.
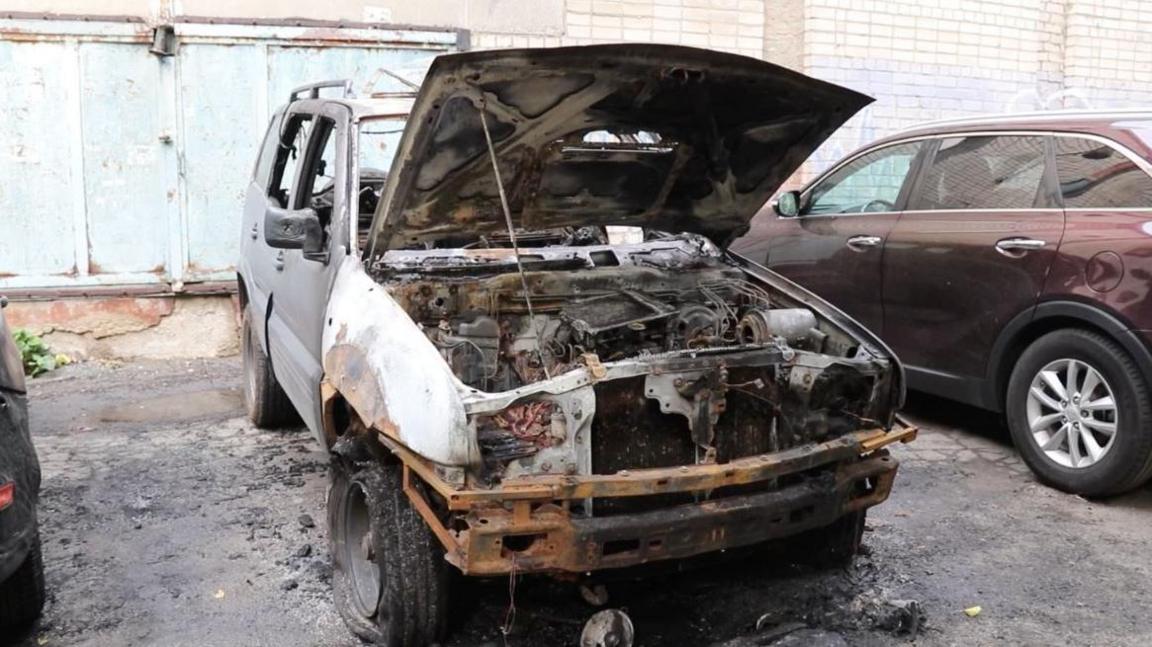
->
268, 113, 315, 209
1054, 137, 1152, 208
805, 142, 922, 215
297, 118, 338, 233
252, 112, 283, 188
910, 135, 1047, 211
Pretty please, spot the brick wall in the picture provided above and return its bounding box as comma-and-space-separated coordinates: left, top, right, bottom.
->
473, 0, 767, 56
474, 0, 1152, 181
1064, 0, 1152, 107
799, 0, 1067, 174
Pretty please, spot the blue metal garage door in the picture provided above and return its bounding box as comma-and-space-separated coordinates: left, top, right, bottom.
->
0, 18, 459, 292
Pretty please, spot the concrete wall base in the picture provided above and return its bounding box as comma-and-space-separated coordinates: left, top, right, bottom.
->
6, 295, 240, 360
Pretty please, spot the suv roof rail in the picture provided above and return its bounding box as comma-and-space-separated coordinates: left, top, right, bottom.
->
289, 79, 353, 103
905, 107, 1152, 132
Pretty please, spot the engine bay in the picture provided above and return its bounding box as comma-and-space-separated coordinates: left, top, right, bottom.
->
374, 236, 850, 394
360, 234, 890, 485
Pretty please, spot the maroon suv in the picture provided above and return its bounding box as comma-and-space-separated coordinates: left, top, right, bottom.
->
734, 110, 1152, 496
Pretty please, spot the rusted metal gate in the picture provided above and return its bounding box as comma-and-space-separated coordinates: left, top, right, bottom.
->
0, 17, 461, 293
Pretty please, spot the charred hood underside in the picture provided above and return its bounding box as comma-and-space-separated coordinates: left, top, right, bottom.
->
367, 44, 872, 253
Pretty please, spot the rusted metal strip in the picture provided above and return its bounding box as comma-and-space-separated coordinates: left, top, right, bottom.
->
401, 465, 463, 558
454, 454, 899, 575
861, 420, 917, 452
381, 426, 914, 510
2, 280, 237, 301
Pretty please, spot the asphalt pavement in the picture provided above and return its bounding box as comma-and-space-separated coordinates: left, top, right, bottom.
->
10, 359, 1152, 646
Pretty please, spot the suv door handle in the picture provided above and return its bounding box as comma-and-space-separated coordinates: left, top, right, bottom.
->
274, 250, 285, 271
846, 235, 882, 251
995, 238, 1046, 255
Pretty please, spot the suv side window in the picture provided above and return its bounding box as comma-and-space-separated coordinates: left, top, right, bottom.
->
911, 135, 1047, 210
1054, 136, 1152, 208
268, 113, 315, 208
804, 142, 922, 215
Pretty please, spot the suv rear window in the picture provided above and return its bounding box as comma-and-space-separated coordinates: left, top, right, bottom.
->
911, 135, 1047, 210
1054, 136, 1152, 208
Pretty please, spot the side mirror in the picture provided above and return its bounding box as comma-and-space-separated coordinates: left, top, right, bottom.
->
264, 206, 328, 262
773, 190, 801, 218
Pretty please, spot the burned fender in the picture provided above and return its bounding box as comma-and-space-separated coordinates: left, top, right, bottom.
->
322, 257, 480, 466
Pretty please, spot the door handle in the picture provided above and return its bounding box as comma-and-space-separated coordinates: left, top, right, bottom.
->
846, 235, 882, 251
274, 250, 285, 271
995, 238, 1046, 256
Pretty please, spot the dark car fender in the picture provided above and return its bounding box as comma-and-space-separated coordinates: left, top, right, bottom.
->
0, 310, 38, 581
0, 388, 39, 583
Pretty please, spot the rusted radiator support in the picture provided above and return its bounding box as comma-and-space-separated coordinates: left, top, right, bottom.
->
394, 424, 915, 575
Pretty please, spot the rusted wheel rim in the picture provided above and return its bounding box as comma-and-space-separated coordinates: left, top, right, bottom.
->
1026, 358, 1118, 469
341, 481, 381, 618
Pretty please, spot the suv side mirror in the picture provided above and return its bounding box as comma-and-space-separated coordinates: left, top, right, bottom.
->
773, 190, 801, 218
264, 206, 328, 262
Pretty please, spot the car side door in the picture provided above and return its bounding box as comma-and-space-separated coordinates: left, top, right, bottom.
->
881, 133, 1066, 403
735, 141, 926, 334
264, 103, 352, 439
239, 109, 286, 347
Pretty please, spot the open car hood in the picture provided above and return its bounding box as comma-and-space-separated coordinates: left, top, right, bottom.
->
367, 44, 871, 253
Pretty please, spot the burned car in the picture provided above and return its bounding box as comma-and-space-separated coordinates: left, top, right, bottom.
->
237, 45, 915, 646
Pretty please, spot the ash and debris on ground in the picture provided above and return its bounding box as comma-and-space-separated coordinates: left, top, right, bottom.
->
11, 359, 1152, 646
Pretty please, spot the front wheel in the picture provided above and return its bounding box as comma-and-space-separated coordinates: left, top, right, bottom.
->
1006, 329, 1152, 496
328, 452, 451, 646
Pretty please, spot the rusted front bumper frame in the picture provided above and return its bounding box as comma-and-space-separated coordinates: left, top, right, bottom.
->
385, 424, 916, 576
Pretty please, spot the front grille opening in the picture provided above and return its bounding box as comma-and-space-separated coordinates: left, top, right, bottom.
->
602, 538, 641, 557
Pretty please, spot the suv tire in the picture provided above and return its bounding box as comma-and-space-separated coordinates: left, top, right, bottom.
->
329, 452, 450, 646
1007, 328, 1152, 496
241, 310, 297, 428
0, 525, 46, 635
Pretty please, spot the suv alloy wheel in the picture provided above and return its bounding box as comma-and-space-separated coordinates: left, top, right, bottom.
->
1007, 329, 1152, 496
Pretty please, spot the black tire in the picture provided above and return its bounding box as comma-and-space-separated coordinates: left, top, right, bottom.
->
1007, 328, 1152, 496
798, 509, 865, 568
0, 526, 45, 637
241, 309, 297, 429
328, 453, 451, 646
774, 509, 865, 569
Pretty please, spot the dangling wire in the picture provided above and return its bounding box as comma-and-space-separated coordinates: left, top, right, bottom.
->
500, 555, 519, 643
477, 99, 551, 379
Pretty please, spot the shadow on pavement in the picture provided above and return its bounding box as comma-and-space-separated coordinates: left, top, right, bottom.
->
901, 391, 1011, 448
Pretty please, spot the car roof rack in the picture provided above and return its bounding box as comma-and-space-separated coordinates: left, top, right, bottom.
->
289, 79, 353, 103
906, 107, 1152, 132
